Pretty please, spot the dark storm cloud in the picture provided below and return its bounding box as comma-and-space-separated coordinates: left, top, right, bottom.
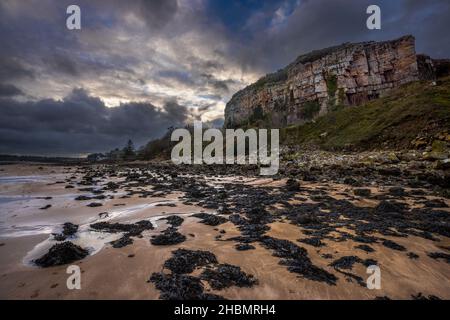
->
158, 70, 195, 86
200, 73, 236, 94
212, 0, 450, 72
0, 56, 32, 98
44, 54, 80, 77
163, 99, 191, 124
135, 0, 178, 29
0, 84, 23, 97
396, 0, 450, 57
211, 79, 235, 94
1, 0, 449, 85
0, 88, 188, 155
0, 56, 35, 81
0, 0, 449, 155
97, 0, 179, 30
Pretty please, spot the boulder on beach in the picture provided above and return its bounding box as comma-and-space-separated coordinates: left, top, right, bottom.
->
34, 242, 89, 267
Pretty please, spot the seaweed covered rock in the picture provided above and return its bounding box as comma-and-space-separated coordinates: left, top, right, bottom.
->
192, 213, 228, 226
149, 273, 224, 300
424, 199, 448, 208
159, 215, 184, 228
90, 220, 153, 236
34, 242, 89, 267
330, 256, 362, 270
110, 236, 133, 248
388, 187, 406, 197
376, 200, 406, 214
235, 243, 255, 251
164, 249, 217, 274
382, 239, 406, 251
259, 236, 337, 285
91, 220, 154, 248
87, 202, 103, 207
53, 222, 78, 241
354, 188, 371, 197
151, 228, 186, 245
200, 264, 258, 290
427, 252, 450, 264
355, 244, 375, 253
411, 292, 441, 300
298, 237, 325, 247
286, 178, 300, 191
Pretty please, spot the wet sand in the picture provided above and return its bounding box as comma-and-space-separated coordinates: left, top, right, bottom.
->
0, 163, 449, 300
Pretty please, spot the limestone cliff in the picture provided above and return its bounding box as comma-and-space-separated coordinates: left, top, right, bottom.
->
225, 35, 431, 128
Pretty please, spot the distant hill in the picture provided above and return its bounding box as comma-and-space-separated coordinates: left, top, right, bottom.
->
0, 154, 84, 164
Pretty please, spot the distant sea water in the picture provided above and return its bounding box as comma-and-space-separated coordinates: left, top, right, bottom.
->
0, 175, 50, 184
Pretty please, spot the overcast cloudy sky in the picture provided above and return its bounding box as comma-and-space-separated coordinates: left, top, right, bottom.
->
1, 0, 449, 156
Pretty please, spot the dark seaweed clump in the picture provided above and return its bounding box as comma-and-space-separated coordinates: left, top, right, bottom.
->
149, 273, 224, 300
330, 256, 363, 270
150, 227, 186, 245
53, 222, 78, 241
90, 220, 154, 235
192, 213, 228, 226
159, 215, 184, 228
200, 264, 258, 290
90, 220, 154, 248
355, 244, 375, 253
382, 239, 406, 251
150, 248, 258, 300
259, 236, 337, 285
163, 249, 217, 274
235, 243, 255, 251
298, 237, 325, 247
411, 292, 441, 300
329, 256, 377, 287
427, 252, 450, 264
285, 178, 300, 191
34, 242, 89, 267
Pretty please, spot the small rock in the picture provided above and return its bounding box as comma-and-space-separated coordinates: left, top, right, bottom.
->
407, 252, 419, 259
235, 243, 255, 251
354, 188, 371, 197
286, 178, 301, 191
382, 239, 406, 251
87, 202, 102, 207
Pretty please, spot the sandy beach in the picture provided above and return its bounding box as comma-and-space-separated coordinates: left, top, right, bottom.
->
0, 163, 449, 300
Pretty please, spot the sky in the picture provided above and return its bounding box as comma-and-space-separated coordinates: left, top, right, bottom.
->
0, 0, 449, 156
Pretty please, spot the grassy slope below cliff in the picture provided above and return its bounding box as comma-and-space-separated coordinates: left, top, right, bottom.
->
281, 77, 450, 151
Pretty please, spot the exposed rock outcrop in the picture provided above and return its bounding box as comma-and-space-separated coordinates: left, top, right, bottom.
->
225, 35, 435, 128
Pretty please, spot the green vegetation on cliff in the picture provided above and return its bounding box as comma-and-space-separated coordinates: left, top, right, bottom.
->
281, 77, 450, 150
301, 100, 321, 120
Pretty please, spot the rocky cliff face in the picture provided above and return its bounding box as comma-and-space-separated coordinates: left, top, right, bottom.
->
225, 36, 428, 128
